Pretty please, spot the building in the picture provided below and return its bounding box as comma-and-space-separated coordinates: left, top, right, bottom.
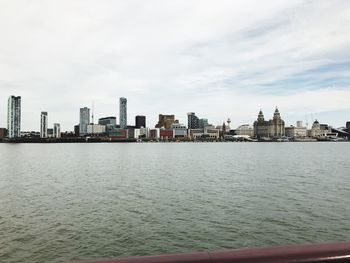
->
135, 115, 146, 128
7, 95, 21, 138
87, 124, 106, 135
171, 123, 187, 138
149, 129, 159, 139
79, 107, 90, 136
119, 97, 127, 129
160, 129, 174, 140
189, 128, 220, 140
134, 127, 150, 139
253, 108, 285, 138
0, 128, 7, 139
235, 124, 254, 137
155, 114, 175, 129
253, 110, 269, 138
40, 111, 48, 138
74, 124, 80, 136
269, 107, 285, 137
109, 128, 128, 139
53, 123, 61, 138
98, 117, 117, 126
285, 121, 307, 138
198, 118, 209, 129
187, 112, 199, 129
47, 128, 54, 138
99, 117, 117, 136
310, 120, 330, 138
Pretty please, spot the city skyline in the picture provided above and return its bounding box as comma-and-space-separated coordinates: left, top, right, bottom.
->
2, 94, 349, 134
1, 1, 350, 130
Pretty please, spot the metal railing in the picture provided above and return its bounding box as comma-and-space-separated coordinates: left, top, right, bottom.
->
70, 241, 350, 263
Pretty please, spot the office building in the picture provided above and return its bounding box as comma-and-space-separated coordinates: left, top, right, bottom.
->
235, 124, 254, 137
198, 118, 209, 129
98, 117, 117, 126
187, 112, 199, 129
171, 123, 187, 138
53, 123, 61, 138
40, 112, 48, 138
285, 121, 307, 138
79, 107, 90, 135
135, 115, 146, 128
155, 114, 175, 129
108, 128, 128, 139
119, 97, 127, 129
7, 95, 21, 138
87, 124, 106, 135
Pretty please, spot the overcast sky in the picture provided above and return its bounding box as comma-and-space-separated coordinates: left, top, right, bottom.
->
1, 0, 350, 131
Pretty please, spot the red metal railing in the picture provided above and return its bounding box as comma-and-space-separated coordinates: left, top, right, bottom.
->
70, 242, 350, 263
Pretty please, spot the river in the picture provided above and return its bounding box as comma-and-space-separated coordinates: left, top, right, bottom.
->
0, 142, 349, 263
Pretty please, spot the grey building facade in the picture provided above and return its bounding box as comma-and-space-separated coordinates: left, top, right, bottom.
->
7, 96, 21, 138
119, 97, 127, 129
187, 112, 199, 129
40, 111, 48, 138
79, 107, 90, 135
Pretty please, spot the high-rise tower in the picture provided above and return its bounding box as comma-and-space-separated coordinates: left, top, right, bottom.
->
40, 111, 48, 138
187, 112, 199, 129
119, 97, 127, 129
135, 115, 146, 128
53, 123, 61, 138
79, 107, 90, 135
7, 96, 21, 138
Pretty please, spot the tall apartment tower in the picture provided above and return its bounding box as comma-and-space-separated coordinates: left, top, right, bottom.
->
40, 112, 48, 138
54, 123, 61, 138
187, 112, 199, 129
135, 115, 146, 128
7, 95, 21, 138
119, 97, 127, 129
79, 107, 90, 135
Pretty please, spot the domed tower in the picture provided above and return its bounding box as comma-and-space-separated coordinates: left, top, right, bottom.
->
254, 109, 269, 138
273, 107, 281, 120
269, 106, 285, 137
258, 109, 265, 122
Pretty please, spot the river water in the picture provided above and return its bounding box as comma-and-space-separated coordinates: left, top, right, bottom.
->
0, 142, 349, 263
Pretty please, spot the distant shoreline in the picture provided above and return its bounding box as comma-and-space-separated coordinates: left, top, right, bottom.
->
0, 138, 348, 143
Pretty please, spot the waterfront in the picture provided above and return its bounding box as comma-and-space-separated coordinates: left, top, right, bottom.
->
0, 143, 349, 263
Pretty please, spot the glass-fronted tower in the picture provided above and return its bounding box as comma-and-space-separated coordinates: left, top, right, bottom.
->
79, 107, 90, 136
7, 96, 21, 138
187, 112, 199, 129
135, 115, 146, 128
119, 97, 127, 129
40, 111, 48, 138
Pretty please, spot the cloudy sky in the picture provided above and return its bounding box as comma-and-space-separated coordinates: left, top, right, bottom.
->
1, 0, 350, 131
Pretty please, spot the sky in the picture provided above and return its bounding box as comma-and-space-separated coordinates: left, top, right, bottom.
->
0, 0, 350, 131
